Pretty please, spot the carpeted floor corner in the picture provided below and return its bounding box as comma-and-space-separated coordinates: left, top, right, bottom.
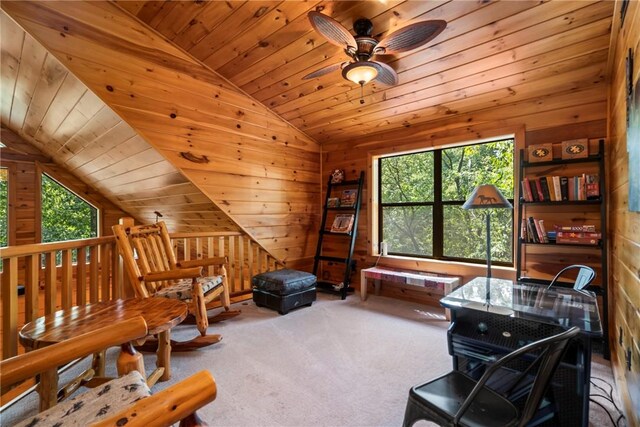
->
1, 294, 625, 426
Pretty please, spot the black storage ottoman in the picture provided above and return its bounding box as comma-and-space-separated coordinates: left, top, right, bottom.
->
252, 269, 317, 315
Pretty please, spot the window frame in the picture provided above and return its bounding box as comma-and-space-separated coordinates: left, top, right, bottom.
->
40, 171, 100, 244
377, 138, 515, 266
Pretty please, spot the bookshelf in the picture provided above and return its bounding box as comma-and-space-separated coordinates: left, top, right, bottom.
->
516, 138, 608, 358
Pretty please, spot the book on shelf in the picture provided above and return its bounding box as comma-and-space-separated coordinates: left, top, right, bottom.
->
330, 214, 354, 233
520, 174, 600, 202
340, 189, 358, 207
559, 176, 569, 201
585, 174, 600, 199
555, 230, 601, 245
327, 197, 340, 208
539, 176, 551, 201
554, 224, 597, 232
521, 217, 551, 243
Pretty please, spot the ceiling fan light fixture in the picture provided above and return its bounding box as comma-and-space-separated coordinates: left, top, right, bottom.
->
342, 62, 378, 85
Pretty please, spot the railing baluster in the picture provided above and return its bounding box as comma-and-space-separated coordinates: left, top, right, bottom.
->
247, 239, 254, 281
89, 246, 99, 303
25, 254, 40, 323
44, 252, 57, 315
101, 243, 111, 301
61, 249, 73, 310
196, 238, 202, 259
238, 236, 245, 291
228, 235, 236, 293
184, 238, 191, 261
2, 258, 18, 359
207, 237, 214, 276
112, 242, 122, 299
76, 247, 87, 306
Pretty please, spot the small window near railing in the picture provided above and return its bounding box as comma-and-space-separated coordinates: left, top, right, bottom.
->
41, 174, 98, 264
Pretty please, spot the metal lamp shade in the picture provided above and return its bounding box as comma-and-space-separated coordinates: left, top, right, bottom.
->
462, 184, 513, 210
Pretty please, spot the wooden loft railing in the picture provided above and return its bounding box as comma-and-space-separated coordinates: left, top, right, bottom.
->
1, 237, 120, 361
0, 225, 283, 362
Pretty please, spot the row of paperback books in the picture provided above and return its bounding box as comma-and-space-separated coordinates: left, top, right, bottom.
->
521, 220, 601, 245
520, 174, 599, 202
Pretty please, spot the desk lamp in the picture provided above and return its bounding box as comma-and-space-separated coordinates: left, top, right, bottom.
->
462, 184, 513, 279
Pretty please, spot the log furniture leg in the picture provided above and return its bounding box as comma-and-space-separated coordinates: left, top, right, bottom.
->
38, 368, 58, 411
117, 342, 146, 379
91, 350, 106, 377
157, 330, 171, 381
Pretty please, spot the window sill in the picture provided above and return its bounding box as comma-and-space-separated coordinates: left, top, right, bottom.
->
371, 254, 516, 280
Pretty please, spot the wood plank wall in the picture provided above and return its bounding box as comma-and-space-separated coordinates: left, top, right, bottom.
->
0, 1, 322, 268
607, 0, 640, 424
0, 12, 240, 235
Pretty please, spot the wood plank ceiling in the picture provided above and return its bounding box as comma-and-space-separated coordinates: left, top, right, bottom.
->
0, 12, 238, 233
121, 0, 613, 145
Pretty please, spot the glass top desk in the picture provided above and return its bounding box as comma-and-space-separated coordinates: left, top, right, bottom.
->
440, 277, 603, 427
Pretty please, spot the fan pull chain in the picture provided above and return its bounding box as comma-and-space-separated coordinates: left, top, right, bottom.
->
360, 82, 365, 105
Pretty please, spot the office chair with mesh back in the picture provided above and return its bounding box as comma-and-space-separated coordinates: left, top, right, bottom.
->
402, 327, 580, 427
546, 264, 596, 291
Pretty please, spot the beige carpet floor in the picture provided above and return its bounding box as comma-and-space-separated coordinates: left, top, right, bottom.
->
1, 293, 625, 426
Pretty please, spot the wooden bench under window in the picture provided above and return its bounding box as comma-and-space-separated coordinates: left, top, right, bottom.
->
360, 267, 461, 320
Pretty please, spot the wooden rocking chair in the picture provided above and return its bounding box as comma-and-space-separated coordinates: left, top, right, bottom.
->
113, 221, 240, 350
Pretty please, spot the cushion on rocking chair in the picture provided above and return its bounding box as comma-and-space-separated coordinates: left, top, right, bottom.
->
16, 371, 151, 427
155, 275, 223, 301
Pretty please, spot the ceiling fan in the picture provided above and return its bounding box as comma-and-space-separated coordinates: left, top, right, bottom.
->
303, 11, 446, 91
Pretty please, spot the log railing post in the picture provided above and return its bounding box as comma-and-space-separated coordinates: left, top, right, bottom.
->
76, 247, 87, 306
61, 249, 73, 310
118, 217, 135, 299
2, 258, 18, 359
24, 254, 40, 323
44, 252, 57, 315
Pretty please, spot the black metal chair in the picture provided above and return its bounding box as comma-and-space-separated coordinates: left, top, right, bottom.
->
546, 264, 596, 291
402, 327, 580, 427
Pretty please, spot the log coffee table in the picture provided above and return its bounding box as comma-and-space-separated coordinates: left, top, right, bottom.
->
20, 298, 188, 410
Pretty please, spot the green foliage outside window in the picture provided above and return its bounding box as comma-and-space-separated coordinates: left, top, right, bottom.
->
41, 174, 97, 262
0, 168, 8, 248
380, 139, 514, 264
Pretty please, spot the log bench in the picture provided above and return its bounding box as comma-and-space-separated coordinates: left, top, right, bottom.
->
359, 267, 461, 320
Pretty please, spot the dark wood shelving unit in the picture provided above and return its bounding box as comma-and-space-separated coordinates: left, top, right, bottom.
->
516, 139, 609, 358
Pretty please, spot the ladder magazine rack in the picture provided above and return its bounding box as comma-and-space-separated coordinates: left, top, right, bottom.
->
313, 171, 364, 299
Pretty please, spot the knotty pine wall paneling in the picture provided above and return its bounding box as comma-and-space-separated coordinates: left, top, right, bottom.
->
606, 0, 640, 424
321, 108, 607, 306
0, 13, 241, 236
0, 1, 321, 268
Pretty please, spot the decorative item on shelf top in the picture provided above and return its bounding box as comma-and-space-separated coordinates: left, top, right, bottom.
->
527, 143, 553, 163
561, 139, 589, 160
340, 189, 358, 207
327, 197, 340, 208
330, 214, 355, 233
330, 169, 345, 184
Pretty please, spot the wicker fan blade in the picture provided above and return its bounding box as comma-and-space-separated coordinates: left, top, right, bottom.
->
375, 20, 446, 54
372, 61, 398, 86
303, 62, 349, 80
308, 11, 357, 50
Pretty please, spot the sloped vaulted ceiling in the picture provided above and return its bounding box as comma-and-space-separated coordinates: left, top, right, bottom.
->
1, 1, 322, 264
0, 12, 239, 234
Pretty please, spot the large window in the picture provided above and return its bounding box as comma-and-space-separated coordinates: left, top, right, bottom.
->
378, 138, 514, 265
41, 173, 98, 244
